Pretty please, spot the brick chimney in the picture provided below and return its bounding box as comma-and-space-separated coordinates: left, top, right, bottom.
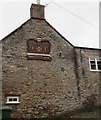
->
30, 4, 45, 19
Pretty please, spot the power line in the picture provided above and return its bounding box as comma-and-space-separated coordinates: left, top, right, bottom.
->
45, 1, 53, 6
42, 0, 53, 7
46, 1, 98, 29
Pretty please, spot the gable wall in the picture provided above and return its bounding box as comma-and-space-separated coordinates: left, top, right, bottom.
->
2, 19, 100, 118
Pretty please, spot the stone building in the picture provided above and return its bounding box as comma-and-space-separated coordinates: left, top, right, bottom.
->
1, 3, 101, 119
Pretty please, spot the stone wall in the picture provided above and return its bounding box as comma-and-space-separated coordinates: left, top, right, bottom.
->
74, 48, 100, 106
0, 41, 2, 119
2, 19, 100, 118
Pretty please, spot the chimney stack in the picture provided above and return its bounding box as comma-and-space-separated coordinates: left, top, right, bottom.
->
30, 4, 45, 19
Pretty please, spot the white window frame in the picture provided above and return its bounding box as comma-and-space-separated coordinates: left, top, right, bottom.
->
6, 96, 20, 104
89, 58, 101, 72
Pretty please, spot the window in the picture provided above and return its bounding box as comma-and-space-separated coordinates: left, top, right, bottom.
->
90, 59, 96, 70
6, 96, 20, 104
97, 59, 101, 70
89, 58, 101, 71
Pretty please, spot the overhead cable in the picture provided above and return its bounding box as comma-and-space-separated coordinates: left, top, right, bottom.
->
46, 1, 98, 29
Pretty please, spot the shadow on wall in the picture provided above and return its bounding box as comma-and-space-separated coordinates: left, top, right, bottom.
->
53, 94, 100, 119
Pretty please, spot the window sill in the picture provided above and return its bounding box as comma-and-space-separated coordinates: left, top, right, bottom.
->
90, 70, 101, 72
6, 102, 20, 104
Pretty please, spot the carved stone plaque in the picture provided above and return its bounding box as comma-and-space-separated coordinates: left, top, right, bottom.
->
27, 39, 51, 54
27, 39, 52, 61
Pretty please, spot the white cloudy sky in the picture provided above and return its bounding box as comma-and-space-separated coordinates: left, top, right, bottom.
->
0, 0, 100, 49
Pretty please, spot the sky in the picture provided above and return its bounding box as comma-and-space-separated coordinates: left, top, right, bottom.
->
0, 0, 100, 49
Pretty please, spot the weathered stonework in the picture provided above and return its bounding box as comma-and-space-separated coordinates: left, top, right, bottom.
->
1, 3, 101, 119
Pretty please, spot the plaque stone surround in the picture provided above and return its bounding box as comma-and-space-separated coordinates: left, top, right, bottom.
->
27, 39, 52, 61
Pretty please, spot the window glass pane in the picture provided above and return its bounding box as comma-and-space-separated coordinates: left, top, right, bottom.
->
9, 98, 13, 101
90, 61, 96, 70
13, 98, 17, 101
97, 61, 101, 70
